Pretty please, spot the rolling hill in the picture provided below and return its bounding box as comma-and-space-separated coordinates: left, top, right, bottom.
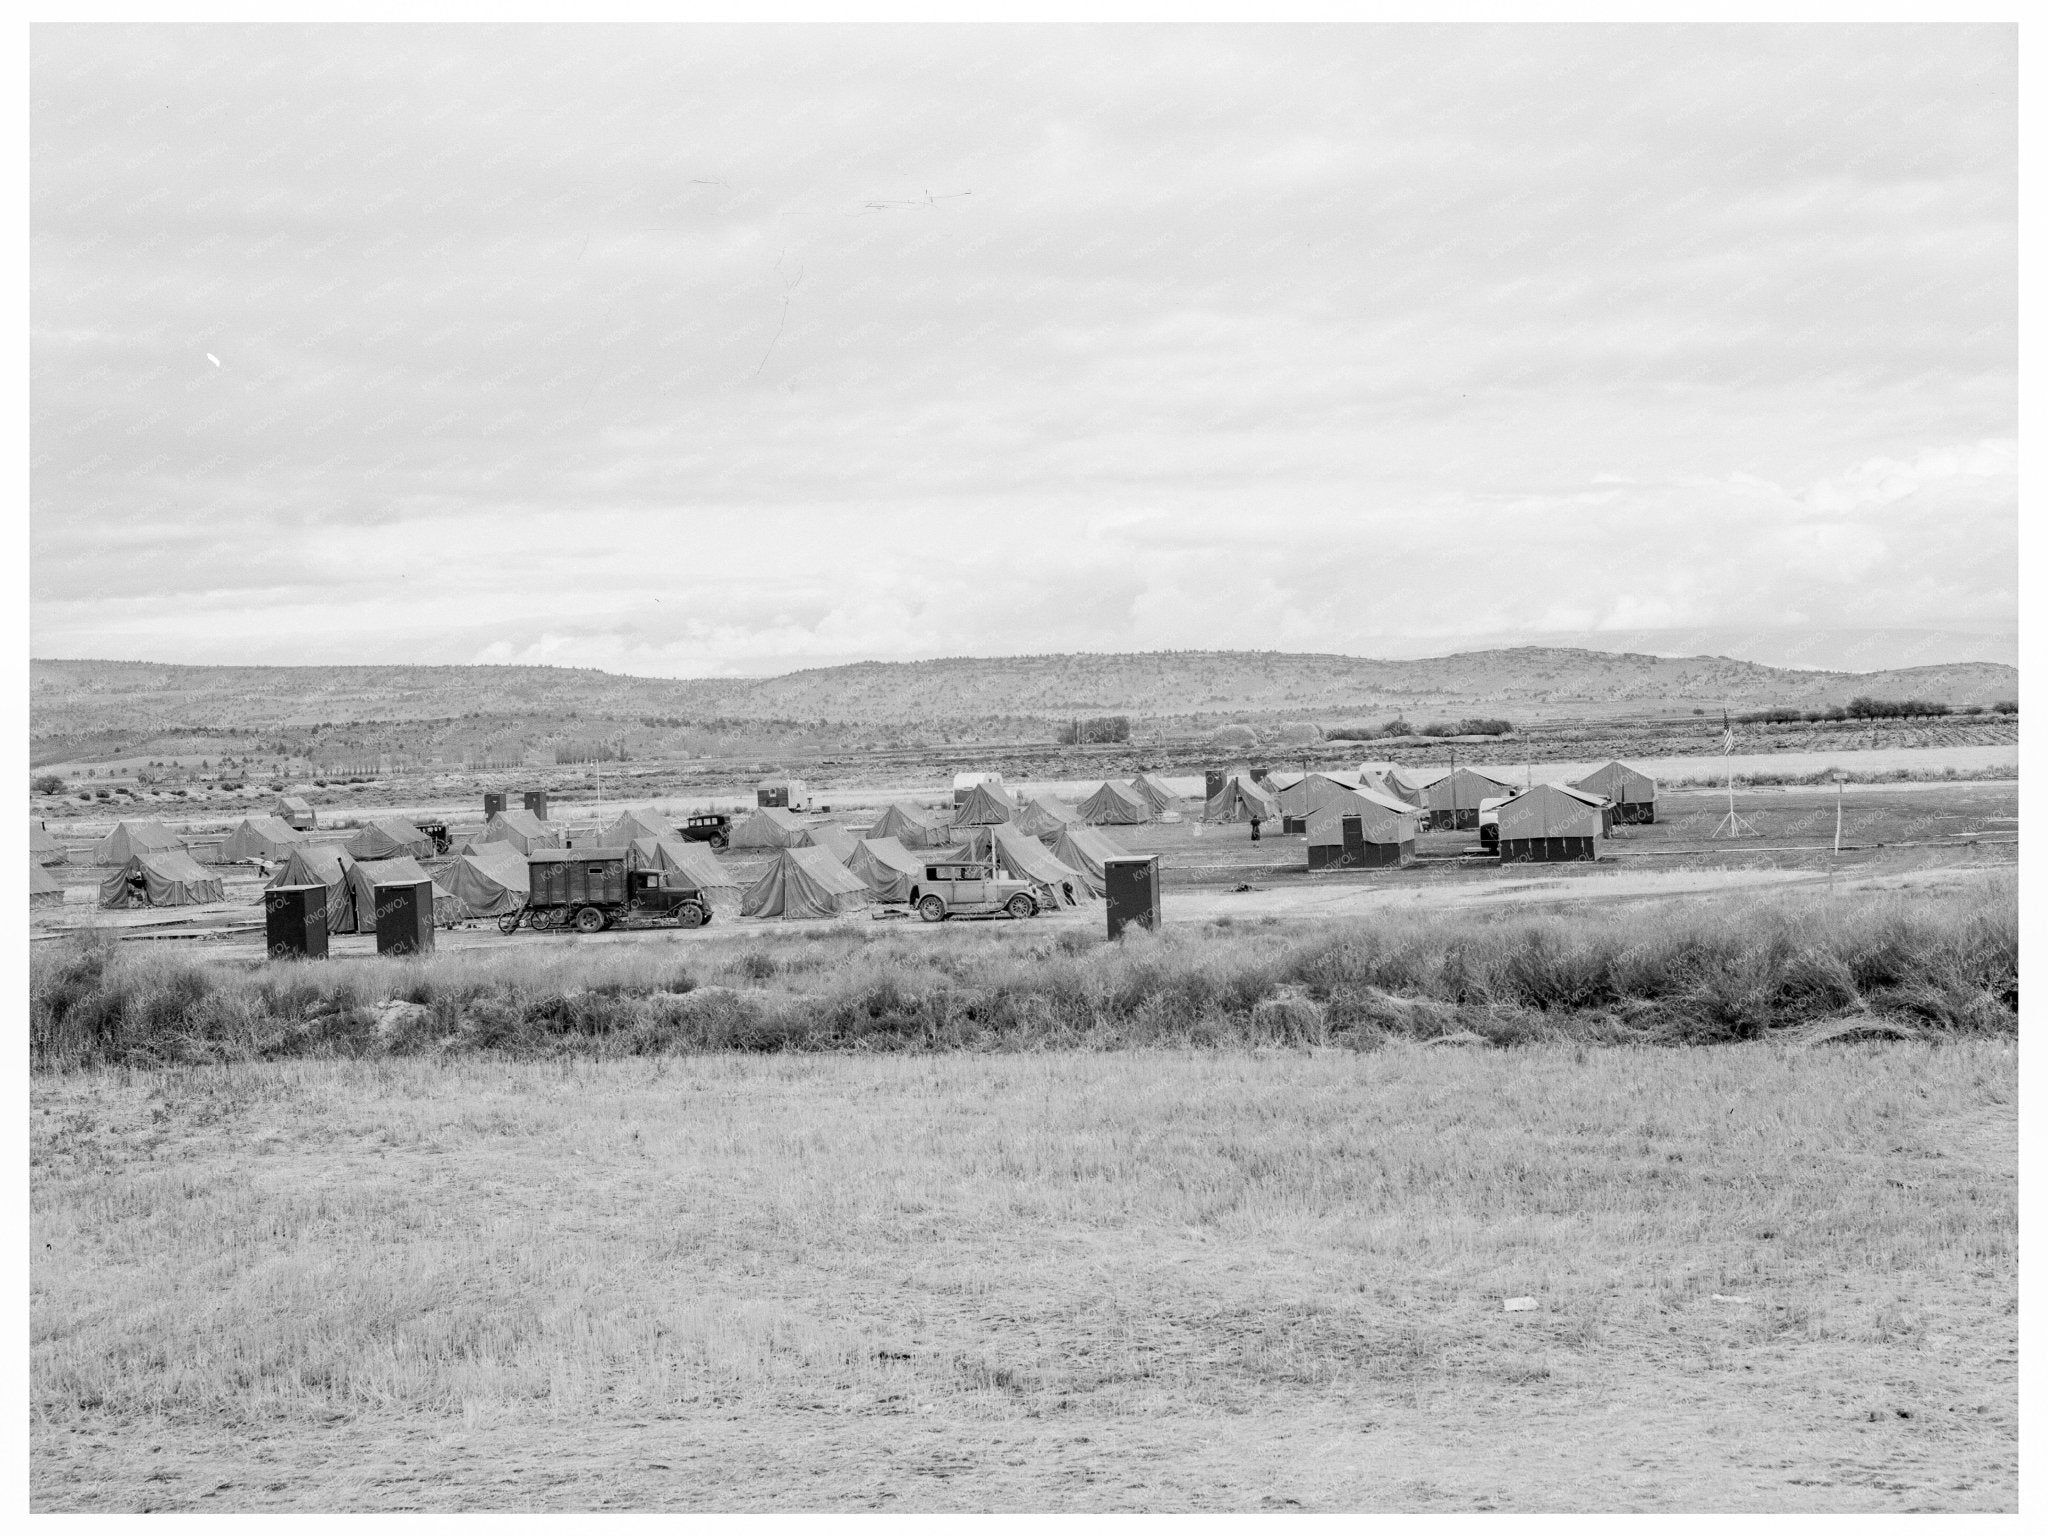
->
29, 649, 2017, 768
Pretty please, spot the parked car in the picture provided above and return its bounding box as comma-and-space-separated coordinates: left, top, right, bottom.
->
678, 812, 732, 850
504, 849, 711, 933
907, 858, 1043, 922
1477, 795, 1514, 850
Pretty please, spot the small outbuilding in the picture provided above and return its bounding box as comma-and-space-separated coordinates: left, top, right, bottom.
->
865, 801, 951, 849
274, 795, 318, 830
1304, 788, 1420, 869
1078, 780, 1150, 825
1494, 783, 1606, 863
97, 849, 225, 910
219, 816, 302, 863
266, 845, 356, 936
92, 819, 183, 866
755, 775, 809, 811
729, 806, 813, 849
1570, 760, 1657, 824
344, 856, 461, 930
740, 846, 871, 920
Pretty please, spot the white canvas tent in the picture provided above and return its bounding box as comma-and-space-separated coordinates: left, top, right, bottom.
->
31, 821, 64, 865
729, 806, 813, 849
30, 861, 65, 905
1012, 794, 1080, 838
602, 806, 672, 846
740, 846, 871, 920
1274, 772, 1360, 829
627, 837, 743, 909
805, 823, 860, 866
865, 801, 950, 849
1495, 783, 1607, 861
483, 808, 561, 856
1048, 825, 1127, 897
98, 849, 224, 909
1204, 776, 1280, 824
986, 824, 1088, 906
438, 842, 531, 918
1569, 760, 1657, 823
950, 781, 1016, 827
1127, 774, 1183, 816
1077, 781, 1149, 825
846, 836, 926, 903
1304, 787, 1420, 869
219, 816, 302, 863
92, 820, 183, 865
345, 816, 435, 861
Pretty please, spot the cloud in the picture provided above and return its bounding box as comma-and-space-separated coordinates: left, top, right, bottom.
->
29, 25, 2015, 674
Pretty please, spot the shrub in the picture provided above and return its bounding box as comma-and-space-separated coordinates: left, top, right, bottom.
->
33, 775, 64, 794
1056, 715, 1132, 745
1207, 725, 1259, 750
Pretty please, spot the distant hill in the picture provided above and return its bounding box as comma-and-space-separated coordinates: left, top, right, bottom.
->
28, 649, 2019, 768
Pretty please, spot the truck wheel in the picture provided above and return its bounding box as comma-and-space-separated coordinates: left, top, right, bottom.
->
919, 895, 947, 923
573, 906, 606, 934
676, 901, 707, 929
1006, 893, 1036, 919
498, 911, 524, 935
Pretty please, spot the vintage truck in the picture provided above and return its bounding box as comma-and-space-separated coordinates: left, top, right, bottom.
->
907, 857, 1044, 922
503, 847, 712, 934
676, 811, 732, 850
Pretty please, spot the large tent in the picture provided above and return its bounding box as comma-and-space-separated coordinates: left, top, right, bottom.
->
1011, 794, 1080, 839
30, 861, 65, 905
729, 806, 813, 849
1127, 774, 1184, 817
344, 856, 461, 930
804, 823, 860, 866
345, 816, 436, 861
740, 846, 871, 920
219, 816, 302, 863
1275, 772, 1360, 832
437, 842, 531, 918
1421, 768, 1521, 830
865, 801, 951, 849
627, 837, 743, 908
1304, 787, 1420, 869
952, 771, 1005, 807
266, 844, 356, 935
92, 820, 183, 866
483, 808, 561, 856
950, 781, 1017, 827
31, 821, 64, 865
1204, 775, 1280, 824
1048, 825, 1127, 897
602, 806, 672, 845
984, 824, 1089, 906
1078, 780, 1149, 825
98, 849, 225, 909
1569, 761, 1657, 824
846, 835, 927, 903
1495, 783, 1606, 862
1383, 768, 1432, 806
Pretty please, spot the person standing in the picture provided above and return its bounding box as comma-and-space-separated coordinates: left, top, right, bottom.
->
1249, 816, 1262, 843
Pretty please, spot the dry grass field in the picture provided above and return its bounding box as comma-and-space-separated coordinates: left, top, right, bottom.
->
31, 1040, 2015, 1512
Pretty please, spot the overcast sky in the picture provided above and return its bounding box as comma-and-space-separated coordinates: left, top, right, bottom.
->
31, 25, 2015, 677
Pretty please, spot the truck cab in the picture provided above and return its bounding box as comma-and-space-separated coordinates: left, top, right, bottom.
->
908, 859, 1041, 922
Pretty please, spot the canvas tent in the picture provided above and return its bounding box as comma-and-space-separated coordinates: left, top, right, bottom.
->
483, 809, 561, 856
984, 824, 1088, 906
219, 816, 302, 863
345, 816, 435, 861
627, 837, 743, 909
30, 861, 65, 905
1383, 768, 1431, 806
92, 820, 183, 866
1275, 772, 1360, 833
1078, 780, 1149, 825
1127, 774, 1183, 817
950, 781, 1016, 827
847, 835, 927, 903
1204, 775, 1280, 824
1012, 794, 1079, 839
865, 801, 950, 849
1421, 768, 1520, 830
31, 821, 63, 865
803, 823, 860, 866
345, 856, 461, 930
1305, 788, 1420, 869
740, 845, 871, 920
729, 806, 812, 849
1048, 825, 1126, 897
1569, 761, 1657, 824
1495, 783, 1606, 862
952, 771, 1004, 807
438, 842, 531, 918
273, 794, 317, 830
602, 806, 672, 846
98, 849, 224, 909
266, 845, 356, 935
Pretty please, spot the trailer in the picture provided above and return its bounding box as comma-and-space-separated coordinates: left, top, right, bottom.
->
505, 847, 712, 934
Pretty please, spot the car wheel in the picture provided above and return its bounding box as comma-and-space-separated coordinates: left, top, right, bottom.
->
711, 834, 729, 851
919, 895, 947, 923
573, 906, 606, 934
676, 901, 707, 928
1006, 893, 1036, 919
